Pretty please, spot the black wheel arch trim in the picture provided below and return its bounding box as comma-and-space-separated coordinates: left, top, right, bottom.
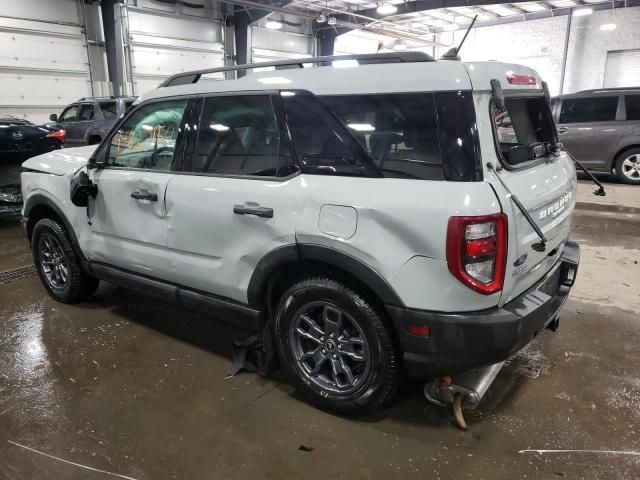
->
247, 243, 405, 309
23, 194, 88, 266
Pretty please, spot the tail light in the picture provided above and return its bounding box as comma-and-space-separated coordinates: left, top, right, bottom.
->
46, 129, 66, 144
446, 213, 507, 295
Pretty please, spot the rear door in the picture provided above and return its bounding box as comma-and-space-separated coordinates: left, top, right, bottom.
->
556, 95, 623, 171
164, 92, 301, 304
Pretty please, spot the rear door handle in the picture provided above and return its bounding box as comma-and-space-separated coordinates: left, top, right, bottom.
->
557, 127, 569, 134
131, 191, 158, 202
233, 205, 273, 218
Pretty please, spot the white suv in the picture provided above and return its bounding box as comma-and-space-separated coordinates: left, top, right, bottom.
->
21, 53, 580, 413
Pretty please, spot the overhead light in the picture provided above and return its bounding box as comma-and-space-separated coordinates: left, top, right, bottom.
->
600, 23, 616, 31
327, 15, 337, 25
332, 59, 359, 68
316, 12, 327, 23
393, 41, 407, 50
347, 123, 376, 132
265, 20, 283, 30
572, 7, 593, 16
376, 3, 398, 15
443, 23, 459, 31
257, 76, 292, 84
210, 124, 229, 132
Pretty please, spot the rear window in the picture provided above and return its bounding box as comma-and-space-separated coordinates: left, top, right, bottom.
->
625, 95, 640, 120
492, 96, 557, 167
559, 97, 618, 123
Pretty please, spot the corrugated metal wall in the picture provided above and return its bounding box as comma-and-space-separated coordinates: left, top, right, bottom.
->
0, 0, 91, 123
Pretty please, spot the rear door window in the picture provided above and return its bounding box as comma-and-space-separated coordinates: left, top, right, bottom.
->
78, 104, 95, 121
559, 97, 618, 123
625, 95, 640, 120
188, 95, 295, 177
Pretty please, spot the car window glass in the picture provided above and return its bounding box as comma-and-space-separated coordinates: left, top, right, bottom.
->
107, 99, 188, 170
559, 97, 618, 123
190, 95, 291, 177
100, 102, 118, 120
78, 104, 95, 121
322, 93, 443, 180
59, 105, 78, 122
625, 95, 640, 121
283, 93, 377, 177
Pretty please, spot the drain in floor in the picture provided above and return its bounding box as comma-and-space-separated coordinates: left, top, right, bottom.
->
0, 265, 38, 285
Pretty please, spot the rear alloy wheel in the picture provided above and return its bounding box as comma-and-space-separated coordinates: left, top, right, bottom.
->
615, 149, 640, 185
274, 277, 400, 414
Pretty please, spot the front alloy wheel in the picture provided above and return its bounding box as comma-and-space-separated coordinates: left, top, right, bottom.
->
39, 233, 68, 290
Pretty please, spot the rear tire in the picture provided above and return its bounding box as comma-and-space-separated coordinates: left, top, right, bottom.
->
32, 218, 99, 303
273, 276, 400, 414
614, 148, 640, 185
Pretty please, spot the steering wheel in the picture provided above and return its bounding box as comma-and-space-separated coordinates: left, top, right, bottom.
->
147, 146, 175, 169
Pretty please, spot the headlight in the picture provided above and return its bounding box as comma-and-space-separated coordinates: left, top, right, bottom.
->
0, 192, 22, 203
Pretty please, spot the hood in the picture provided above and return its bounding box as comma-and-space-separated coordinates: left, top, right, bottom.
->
22, 145, 98, 176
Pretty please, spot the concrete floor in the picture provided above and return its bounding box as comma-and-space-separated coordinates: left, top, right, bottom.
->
0, 186, 639, 479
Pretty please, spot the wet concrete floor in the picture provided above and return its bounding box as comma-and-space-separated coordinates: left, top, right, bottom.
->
0, 209, 639, 480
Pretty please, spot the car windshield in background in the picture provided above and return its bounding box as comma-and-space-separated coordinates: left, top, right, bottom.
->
321, 93, 443, 180
492, 96, 556, 167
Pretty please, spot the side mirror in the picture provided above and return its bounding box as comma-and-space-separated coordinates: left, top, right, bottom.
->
70, 170, 98, 207
49, 113, 58, 122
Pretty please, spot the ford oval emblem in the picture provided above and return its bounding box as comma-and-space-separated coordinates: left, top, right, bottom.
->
514, 253, 528, 267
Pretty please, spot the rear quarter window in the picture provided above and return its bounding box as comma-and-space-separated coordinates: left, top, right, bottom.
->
625, 95, 640, 120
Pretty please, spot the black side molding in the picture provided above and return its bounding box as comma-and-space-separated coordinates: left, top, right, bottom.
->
89, 263, 261, 331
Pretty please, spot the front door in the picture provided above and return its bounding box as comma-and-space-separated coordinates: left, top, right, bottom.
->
57, 104, 81, 146
556, 95, 623, 171
165, 93, 301, 304
86, 98, 190, 278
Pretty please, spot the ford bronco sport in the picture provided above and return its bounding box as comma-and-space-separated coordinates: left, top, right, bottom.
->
21, 52, 580, 413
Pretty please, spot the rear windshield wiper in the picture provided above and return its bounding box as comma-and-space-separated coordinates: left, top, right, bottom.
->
487, 162, 548, 252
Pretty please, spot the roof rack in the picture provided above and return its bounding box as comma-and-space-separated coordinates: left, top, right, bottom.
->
159, 52, 435, 88
577, 87, 640, 94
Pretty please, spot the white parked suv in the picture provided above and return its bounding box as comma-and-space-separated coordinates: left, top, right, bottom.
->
21, 52, 580, 413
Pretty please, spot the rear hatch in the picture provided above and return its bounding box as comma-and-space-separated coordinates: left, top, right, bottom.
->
466, 63, 577, 305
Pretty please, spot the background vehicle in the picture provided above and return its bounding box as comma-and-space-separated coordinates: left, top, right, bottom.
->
22, 54, 579, 414
49, 96, 136, 147
0, 115, 65, 159
552, 88, 640, 184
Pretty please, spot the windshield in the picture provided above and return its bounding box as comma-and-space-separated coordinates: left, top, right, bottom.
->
491, 96, 557, 167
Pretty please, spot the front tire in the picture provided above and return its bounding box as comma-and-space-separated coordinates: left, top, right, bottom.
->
614, 149, 640, 185
273, 276, 400, 414
32, 218, 99, 303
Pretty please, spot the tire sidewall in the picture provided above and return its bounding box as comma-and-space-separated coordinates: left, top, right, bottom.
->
32, 219, 75, 301
274, 279, 393, 412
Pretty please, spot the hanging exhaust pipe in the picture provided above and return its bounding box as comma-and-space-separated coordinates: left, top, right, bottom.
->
424, 361, 506, 430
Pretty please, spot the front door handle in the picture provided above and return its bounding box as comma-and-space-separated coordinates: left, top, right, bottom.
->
233, 205, 273, 218
131, 191, 158, 202
557, 127, 569, 134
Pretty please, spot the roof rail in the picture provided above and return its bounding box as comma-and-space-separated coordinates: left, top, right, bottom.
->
158, 52, 435, 88
78, 95, 117, 101
577, 87, 640, 94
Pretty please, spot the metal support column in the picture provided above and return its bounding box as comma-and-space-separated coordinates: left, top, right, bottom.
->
559, 11, 572, 94
316, 28, 337, 57
101, 0, 126, 96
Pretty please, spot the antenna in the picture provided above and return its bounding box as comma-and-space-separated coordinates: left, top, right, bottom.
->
440, 15, 478, 61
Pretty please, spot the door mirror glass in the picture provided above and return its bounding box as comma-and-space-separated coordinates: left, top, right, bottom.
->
49, 113, 58, 122
107, 99, 188, 170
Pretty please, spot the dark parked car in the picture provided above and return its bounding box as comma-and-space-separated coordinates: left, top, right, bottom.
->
552, 88, 640, 184
49, 96, 136, 147
0, 115, 65, 159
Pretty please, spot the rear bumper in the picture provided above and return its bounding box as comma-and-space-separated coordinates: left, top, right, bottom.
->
387, 241, 580, 379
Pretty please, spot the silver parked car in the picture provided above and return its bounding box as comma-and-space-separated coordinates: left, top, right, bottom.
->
552, 88, 640, 184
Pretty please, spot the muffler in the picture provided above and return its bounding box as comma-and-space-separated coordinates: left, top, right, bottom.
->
424, 361, 506, 430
